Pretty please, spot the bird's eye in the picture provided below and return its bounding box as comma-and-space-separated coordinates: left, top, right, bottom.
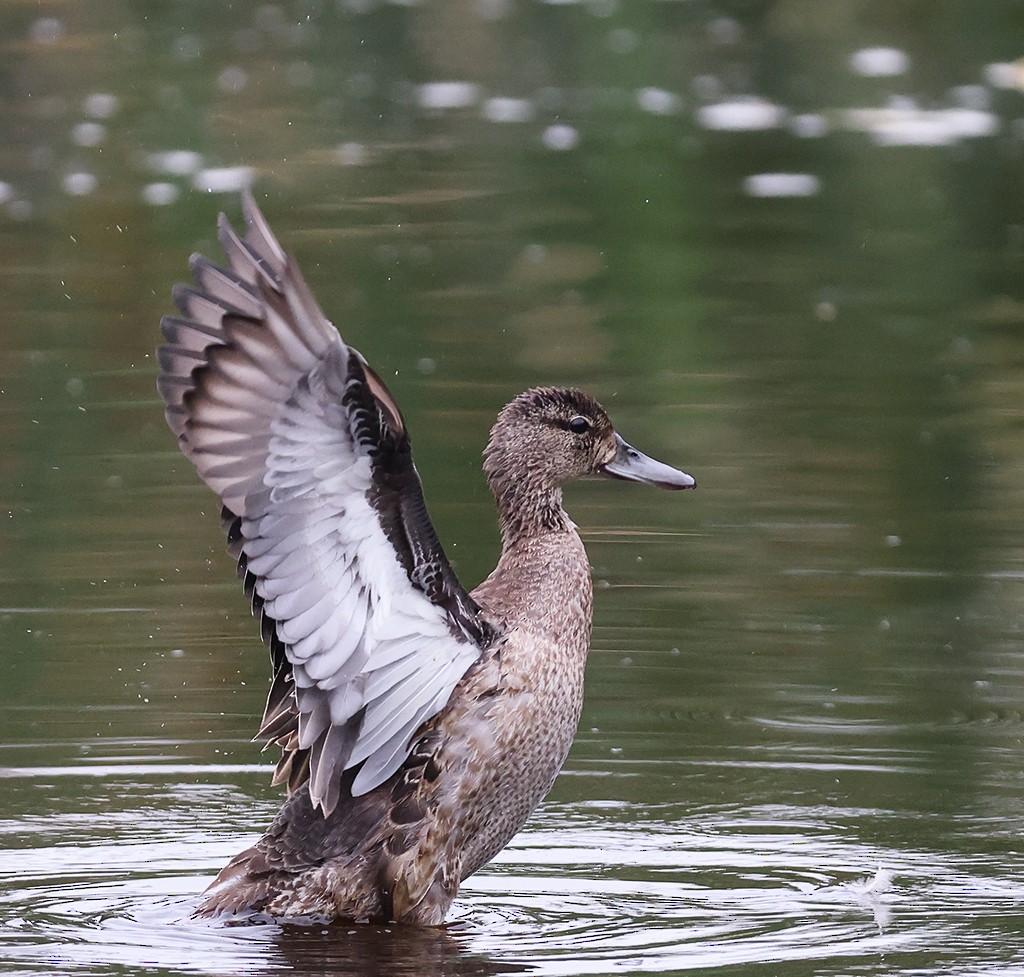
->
568, 415, 591, 434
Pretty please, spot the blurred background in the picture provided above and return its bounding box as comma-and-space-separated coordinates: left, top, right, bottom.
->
2, 2, 1024, 975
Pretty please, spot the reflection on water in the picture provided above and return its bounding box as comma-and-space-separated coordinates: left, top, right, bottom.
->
3, 1, 1024, 975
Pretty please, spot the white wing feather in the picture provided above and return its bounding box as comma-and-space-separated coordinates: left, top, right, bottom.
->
158, 195, 486, 812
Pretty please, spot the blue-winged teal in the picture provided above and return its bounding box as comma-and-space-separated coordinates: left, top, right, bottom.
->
157, 195, 695, 924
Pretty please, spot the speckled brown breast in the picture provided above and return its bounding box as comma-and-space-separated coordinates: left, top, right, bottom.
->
450, 525, 594, 879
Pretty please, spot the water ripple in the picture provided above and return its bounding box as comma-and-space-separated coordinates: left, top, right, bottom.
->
1, 792, 1021, 976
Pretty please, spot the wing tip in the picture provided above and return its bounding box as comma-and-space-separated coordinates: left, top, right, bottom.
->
241, 190, 287, 267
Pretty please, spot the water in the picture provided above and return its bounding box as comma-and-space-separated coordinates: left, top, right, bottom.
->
3, 2, 1024, 974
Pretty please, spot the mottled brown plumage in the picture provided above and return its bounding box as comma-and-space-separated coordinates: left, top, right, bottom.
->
157, 196, 694, 925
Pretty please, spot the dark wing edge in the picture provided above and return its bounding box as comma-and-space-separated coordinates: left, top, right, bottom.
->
358, 361, 496, 651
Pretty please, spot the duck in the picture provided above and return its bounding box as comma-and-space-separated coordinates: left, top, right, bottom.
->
156, 193, 695, 925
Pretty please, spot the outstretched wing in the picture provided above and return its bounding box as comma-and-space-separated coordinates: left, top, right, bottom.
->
157, 193, 495, 815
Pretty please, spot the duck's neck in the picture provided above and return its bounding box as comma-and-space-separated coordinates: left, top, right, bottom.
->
488, 472, 574, 550
475, 472, 592, 644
